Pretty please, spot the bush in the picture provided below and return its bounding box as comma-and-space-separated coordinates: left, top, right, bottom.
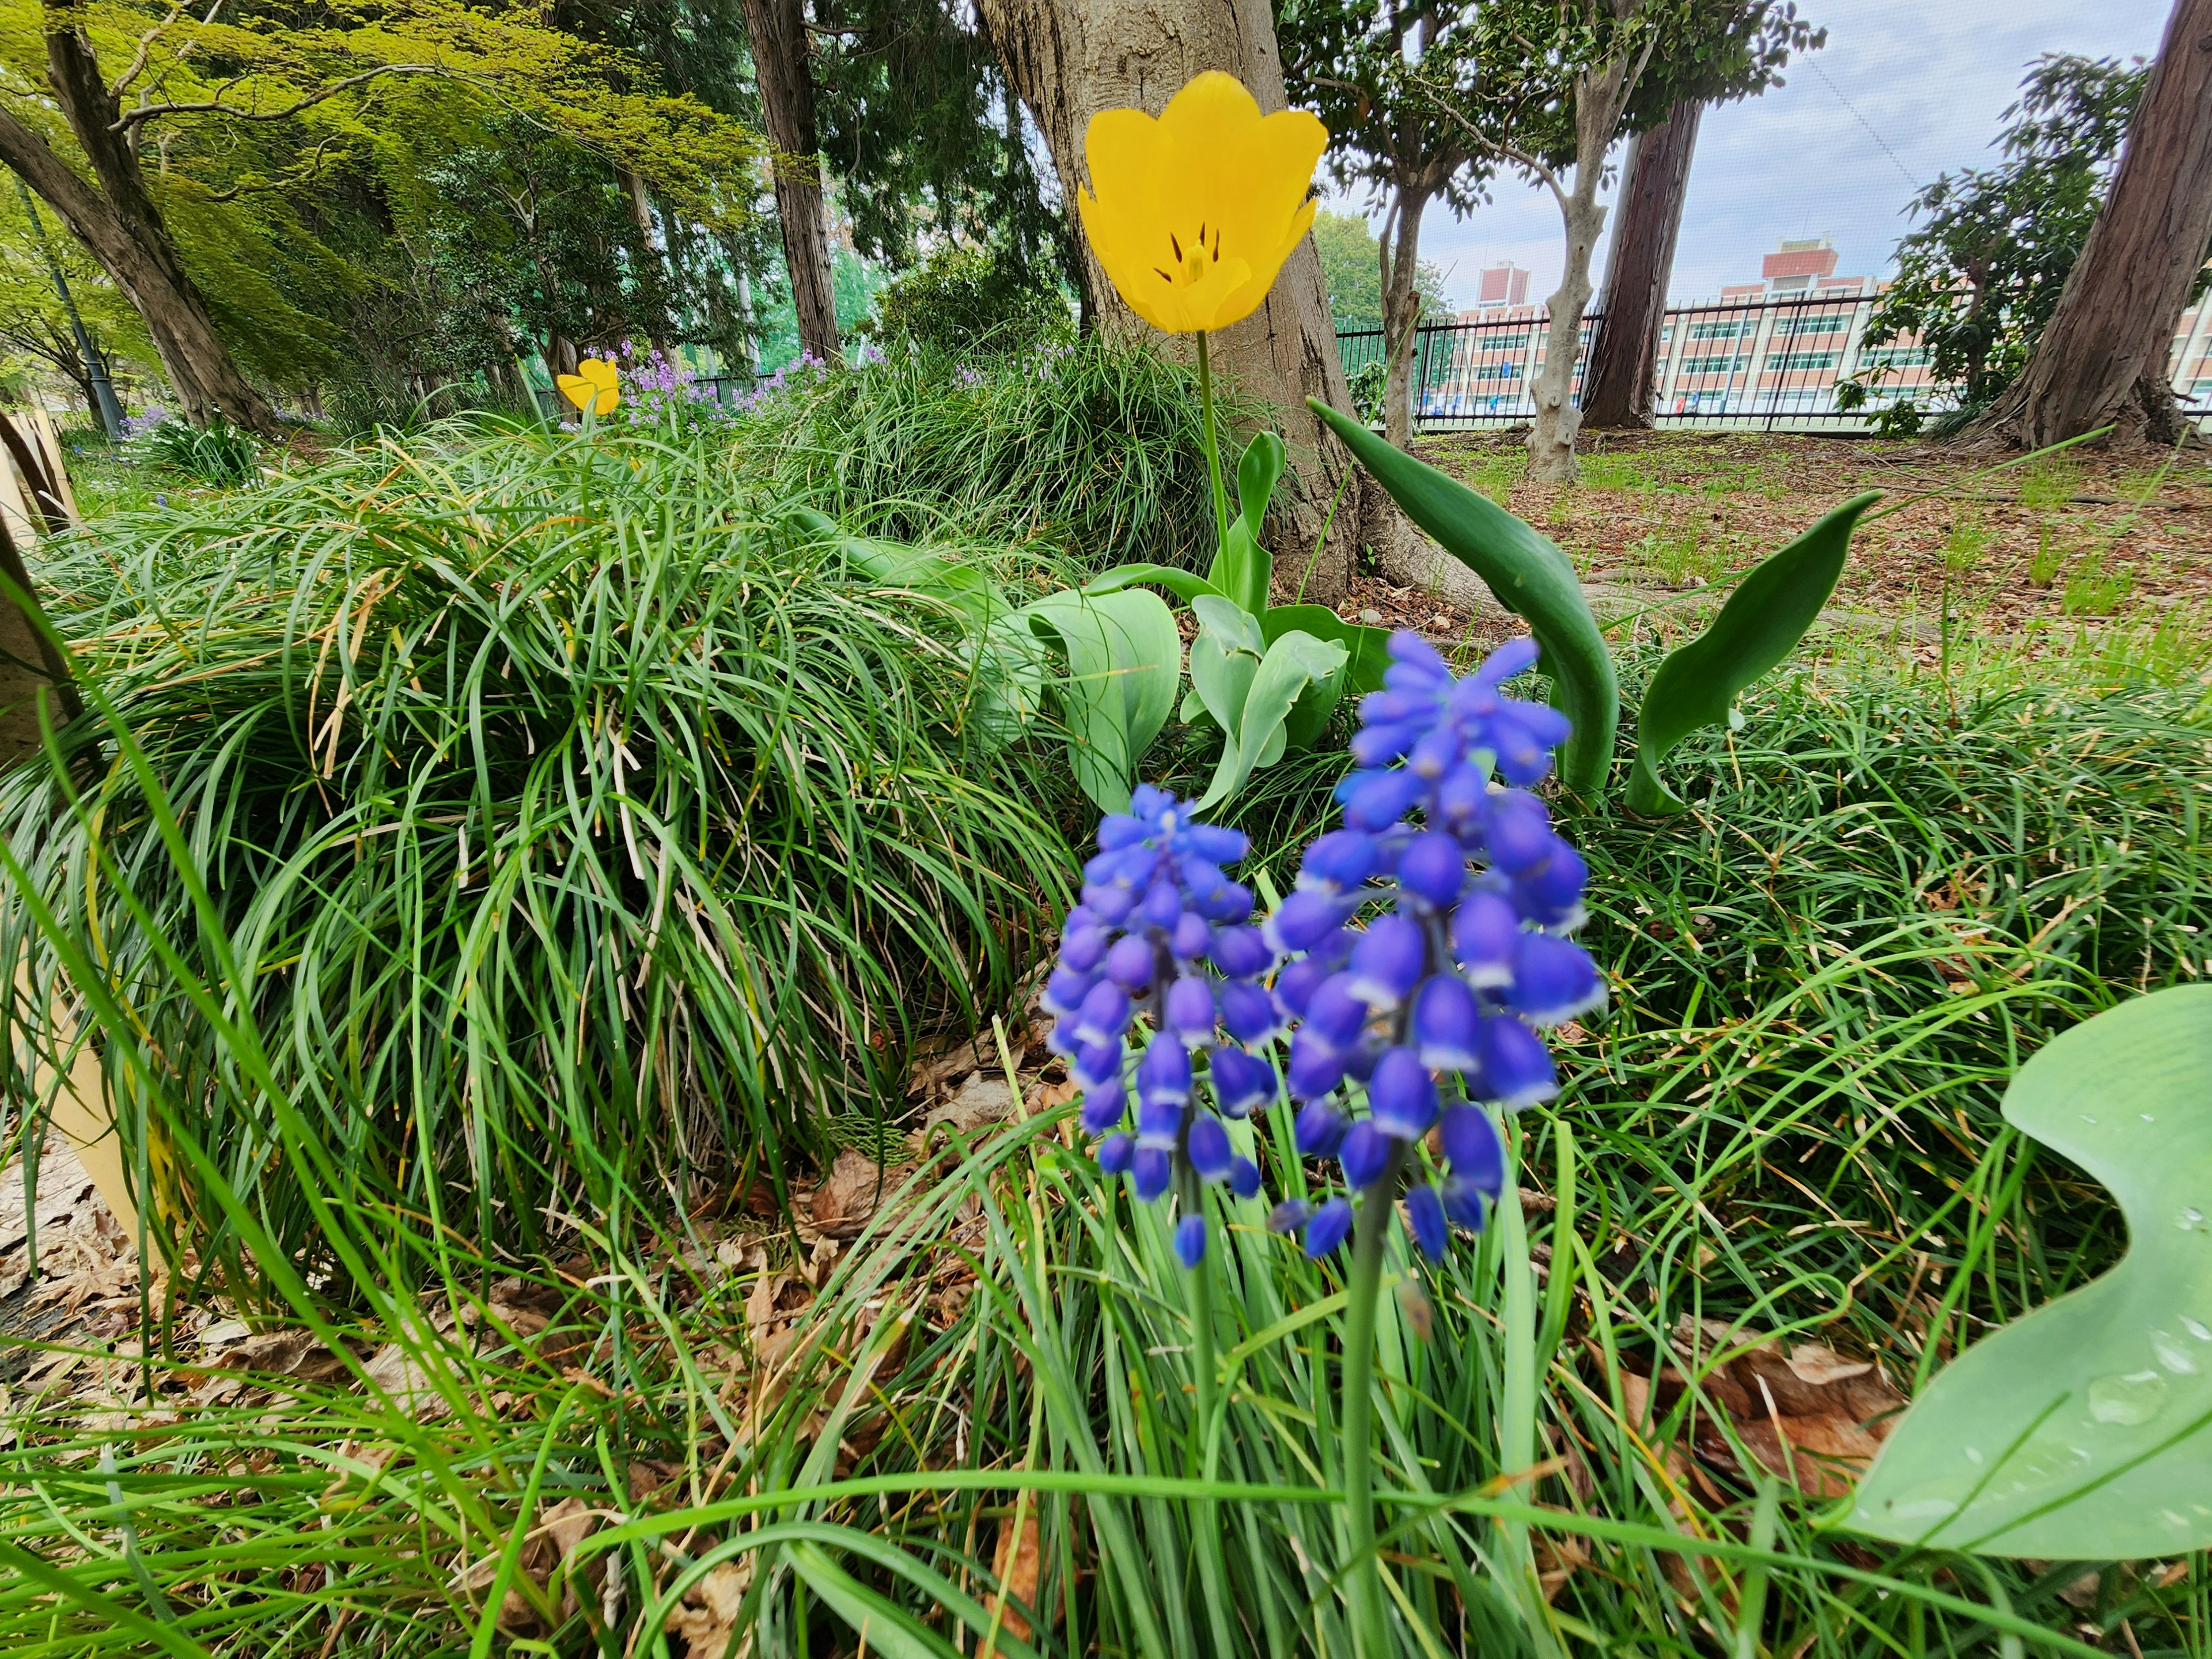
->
865, 241, 1073, 355
1, 424, 1077, 1285
723, 336, 1239, 572
128, 412, 262, 484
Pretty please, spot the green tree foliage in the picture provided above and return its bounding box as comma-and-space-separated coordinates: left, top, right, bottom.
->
865, 240, 1073, 355
1310, 209, 1448, 331
0, 184, 153, 412
1850, 54, 2162, 412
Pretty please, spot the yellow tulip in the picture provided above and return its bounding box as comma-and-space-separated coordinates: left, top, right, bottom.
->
558, 357, 621, 416
1077, 72, 1327, 336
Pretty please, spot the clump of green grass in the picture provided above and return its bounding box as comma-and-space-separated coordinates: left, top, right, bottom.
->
1, 423, 1077, 1288
724, 338, 1230, 572
1630, 521, 1721, 588
2062, 546, 2135, 616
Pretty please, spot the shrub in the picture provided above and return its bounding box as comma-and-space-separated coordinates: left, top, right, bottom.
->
722, 336, 1238, 572
1, 424, 1077, 1286
865, 241, 1073, 355
128, 412, 262, 484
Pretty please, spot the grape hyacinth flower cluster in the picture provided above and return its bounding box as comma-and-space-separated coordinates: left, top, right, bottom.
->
1265, 632, 1605, 1262
1045, 786, 1280, 1267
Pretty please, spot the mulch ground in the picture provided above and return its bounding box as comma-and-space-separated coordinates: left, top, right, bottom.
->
1338, 429, 2210, 658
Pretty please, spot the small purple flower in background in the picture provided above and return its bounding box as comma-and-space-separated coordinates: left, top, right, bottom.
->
1264, 632, 1603, 1262
1046, 785, 1278, 1265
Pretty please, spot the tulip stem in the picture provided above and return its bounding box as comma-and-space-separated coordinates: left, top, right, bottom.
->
1341, 1150, 1406, 1659
1197, 329, 1231, 552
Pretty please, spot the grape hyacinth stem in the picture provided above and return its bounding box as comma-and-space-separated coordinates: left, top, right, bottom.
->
1340, 1140, 1408, 1659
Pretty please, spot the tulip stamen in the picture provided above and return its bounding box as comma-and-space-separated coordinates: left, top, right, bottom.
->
1170, 232, 1184, 262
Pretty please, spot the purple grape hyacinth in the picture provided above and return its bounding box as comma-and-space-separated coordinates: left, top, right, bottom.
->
1263, 632, 1604, 1263
1046, 785, 1279, 1265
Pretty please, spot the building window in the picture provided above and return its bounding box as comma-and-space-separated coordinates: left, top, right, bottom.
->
1685, 320, 1743, 340
1679, 354, 1747, 374
1774, 314, 1849, 334
1771, 351, 1842, 371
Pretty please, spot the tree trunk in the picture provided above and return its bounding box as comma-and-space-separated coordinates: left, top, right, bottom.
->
1581, 99, 1700, 430
740, 0, 841, 363
1965, 0, 2212, 449
0, 13, 279, 437
1381, 184, 1432, 450
972, 0, 1374, 605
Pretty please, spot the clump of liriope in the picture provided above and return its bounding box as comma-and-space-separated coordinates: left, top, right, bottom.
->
1046, 629, 1604, 1653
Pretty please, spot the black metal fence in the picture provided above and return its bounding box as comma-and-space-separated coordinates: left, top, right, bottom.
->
1339, 293, 2211, 434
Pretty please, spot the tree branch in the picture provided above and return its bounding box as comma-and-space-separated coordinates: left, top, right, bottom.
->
113, 62, 467, 134
1409, 69, 1570, 216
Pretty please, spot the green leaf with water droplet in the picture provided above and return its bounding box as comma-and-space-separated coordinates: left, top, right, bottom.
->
1848, 984, 2212, 1558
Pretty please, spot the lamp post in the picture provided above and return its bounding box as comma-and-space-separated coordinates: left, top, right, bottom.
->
14, 178, 126, 442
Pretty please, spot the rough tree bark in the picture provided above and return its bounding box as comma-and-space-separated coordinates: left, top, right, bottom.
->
972, 0, 1381, 606
1581, 99, 1700, 429
0, 11, 279, 435
740, 0, 841, 363
1964, 0, 2212, 449
1380, 177, 1437, 451
1525, 50, 1644, 483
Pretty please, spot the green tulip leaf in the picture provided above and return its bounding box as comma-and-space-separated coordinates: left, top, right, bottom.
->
1196, 628, 1346, 810
1626, 492, 1881, 815
1309, 397, 1616, 794
1205, 518, 1272, 619
1081, 563, 1222, 606
1237, 430, 1286, 540
1013, 588, 1179, 813
1848, 984, 2212, 1558
1260, 605, 1387, 750
1188, 612, 1262, 735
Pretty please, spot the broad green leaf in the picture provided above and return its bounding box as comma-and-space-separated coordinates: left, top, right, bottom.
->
1081, 562, 1222, 605
1262, 605, 1391, 748
1849, 984, 2212, 1558
1205, 519, 1273, 618
1017, 589, 1179, 813
1309, 398, 1617, 794
1197, 629, 1346, 809
1192, 594, 1266, 654
1187, 619, 1259, 734
1237, 430, 1286, 539
1626, 492, 1881, 815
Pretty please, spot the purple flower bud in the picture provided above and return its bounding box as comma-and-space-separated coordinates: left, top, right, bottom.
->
1267, 1199, 1315, 1234
1096, 1133, 1135, 1175
1303, 1196, 1355, 1257
1060, 924, 1110, 973
1406, 1182, 1449, 1261
1349, 718, 1429, 769
1396, 831, 1466, 908
1384, 630, 1449, 685
1298, 828, 1379, 894
1165, 976, 1217, 1045
1514, 842, 1589, 931
1343, 769, 1425, 831
1187, 1114, 1233, 1181
1074, 982, 1132, 1047
1491, 705, 1570, 786
1142, 880, 1184, 929
1272, 956, 1334, 1021
1294, 1099, 1347, 1157
1366, 1047, 1439, 1140
1302, 975, 1370, 1047
1410, 975, 1483, 1074
1407, 722, 1460, 780
1096, 813, 1149, 851
1209, 1047, 1278, 1116
1081, 881, 1135, 924
1181, 856, 1252, 923
1362, 686, 1437, 723
1453, 890, 1522, 988
1338, 1119, 1392, 1188
1171, 910, 1212, 960
1286, 1034, 1348, 1101
1133, 1146, 1172, 1202
1433, 762, 1486, 840
1209, 925, 1274, 979
1440, 1104, 1505, 1199
1217, 981, 1281, 1046
1346, 915, 1425, 1012
1137, 1097, 1183, 1149
1474, 635, 1540, 686
1080, 1079, 1126, 1135
1185, 823, 1249, 865
1508, 933, 1606, 1026
1478, 1015, 1556, 1109
1104, 935, 1156, 993
1174, 1213, 1209, 1267
1073, 1039, 1123, 1090
1137, 1035, 1193, 1112
1264, 889, 1349, 955
1041, 964, 1097, 1018
1229, 1156, 1262, 1199
1482, 790, 1556, 874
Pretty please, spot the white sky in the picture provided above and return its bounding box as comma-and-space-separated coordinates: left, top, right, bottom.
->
1336, 0, 2177, 310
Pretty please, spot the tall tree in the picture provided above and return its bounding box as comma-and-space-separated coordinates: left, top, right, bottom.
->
1580, 99, 1700, 428
1281, 1, 1488, 448
1418, 0, 1816, 480
1964, 0, 2212, 449
972, 0, 1373, 603
740, 0, 841, 361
